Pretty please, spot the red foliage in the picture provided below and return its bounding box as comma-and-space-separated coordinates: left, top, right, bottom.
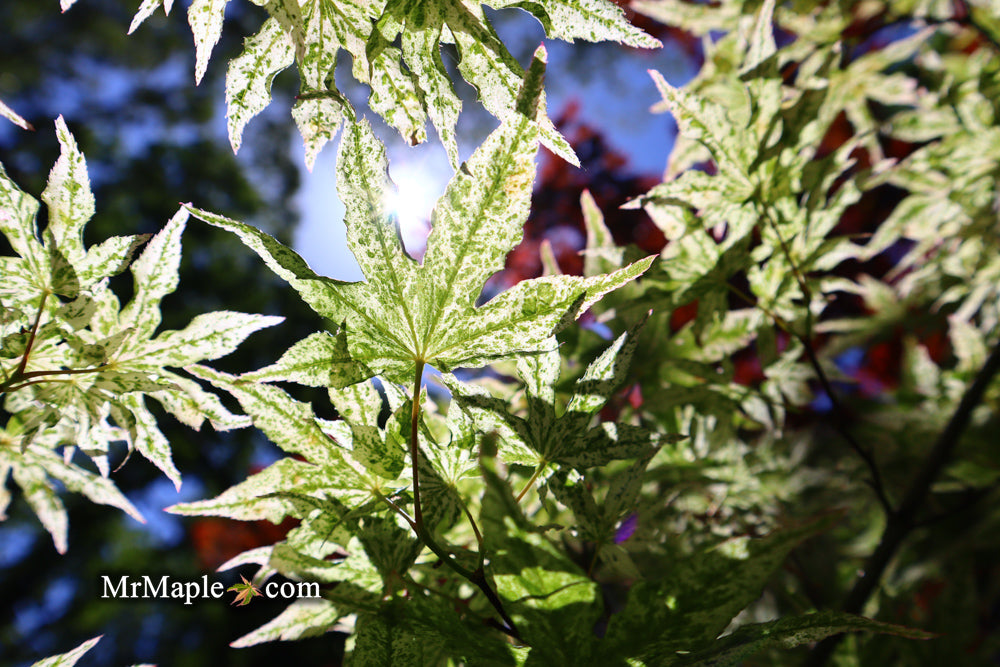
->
188, 463, 301, 571
189, 516, 299, 571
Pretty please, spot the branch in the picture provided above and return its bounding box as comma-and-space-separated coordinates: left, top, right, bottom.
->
805, 338, 1000, 665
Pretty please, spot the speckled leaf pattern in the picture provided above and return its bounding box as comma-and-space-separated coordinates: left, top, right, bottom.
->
136, 0, 656, 165
0, 161, 48, 292
227, 17, 296, 154
41, 116, 94, 271
187, 364, 343, 466
1, 121, 278, 550
193, 49, 653, 384
329, 382, 406, 479
188, 0, 230, 84
240, 330, 368, 388
0, 445, 144, 554
139, 311, 283, 367
167, 457, 342, 523
399, 8, 462, 167
230, 598, 342, 648
29, 636, 103, 667
487, 0, 661, 47
118, 209, 185, 341
598, 515, 842, 662
447, 318, 659, 470
352, 613, 424, 667
648, 70, 754, 197
125, 394, 183, 490
10, 458, 69, 553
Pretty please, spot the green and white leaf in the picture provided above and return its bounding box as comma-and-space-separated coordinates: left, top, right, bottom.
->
190, 49, 652, 385
231, 598, 342, 648
447, 318, 660, 470
0, 98, 33, 131
153, 0, 658, 164
0, 122, 277, 546
30, 635, 103, 667
598, 514, 841, 662
665, 611, 933, 666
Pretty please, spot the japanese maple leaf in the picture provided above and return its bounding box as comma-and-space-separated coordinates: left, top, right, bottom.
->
185, 48, 653, 386
228, 575, 262, 606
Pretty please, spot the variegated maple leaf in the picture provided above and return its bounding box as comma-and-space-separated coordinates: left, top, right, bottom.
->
1, 118, 277, 552
186, 48, 654, 387
123, 0, 659, 168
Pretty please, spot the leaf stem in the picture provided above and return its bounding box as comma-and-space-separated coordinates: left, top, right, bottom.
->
515, 462, 546, 503
460, 502, 486, 569
404, 358, 521, 641
3, 378, 76, 393
411, 359, 426, 528
16, 290, 49, 378
0, 291, 116, 396
1, 291, 48, 395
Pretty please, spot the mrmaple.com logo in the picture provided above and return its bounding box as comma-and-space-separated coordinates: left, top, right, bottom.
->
101, 574, 320, 606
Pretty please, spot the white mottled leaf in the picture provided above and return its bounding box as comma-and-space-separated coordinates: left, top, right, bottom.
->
488, 0, 660, 48
42, 117, 94, 269
227, 17, 296, 154
119, 208, 186, 341
197, 49, 651, 387
648, 70, 754, 197
124, 394, 182, 490
76, 234, 150, 287
10, 457, 68, 553
29, 446, 145, 525
166, 457, 338, 522
141, 311, 283, 367
187, 364, 341, 466
241, 330, 369, 388
231, 599, 341, 647
188, 0, 231, 84
30, 636, 102, 667
0, 98, 33, 130
153, 374, 252, 432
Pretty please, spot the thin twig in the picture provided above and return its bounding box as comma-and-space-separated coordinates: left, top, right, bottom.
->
460, 503, 487, 570
759, 206, 893, 515
805, 339, 1000, 665
799, 342, 894, 514
377, 491, 417, 531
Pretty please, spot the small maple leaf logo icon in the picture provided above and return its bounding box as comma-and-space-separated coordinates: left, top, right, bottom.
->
227, 575, 261, 606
